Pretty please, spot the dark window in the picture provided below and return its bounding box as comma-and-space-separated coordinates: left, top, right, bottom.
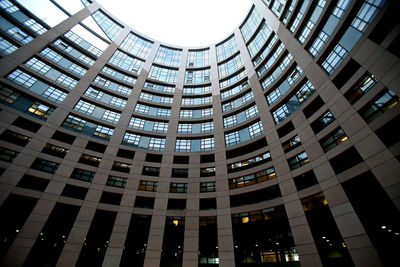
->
116, 148, 135, 159
0, 194, 37, 259
78, 154, 101, 167
288, 151, 309, 170
200, 198, 216, 210
310, 111, 335, 134
200, 167, 216, 177
85, 141, 107, 153
293, 170, 318, 191
160, 217, 185, 267
282, 135, 302, 153
199, 216, 218, 265
368, 1, 399, 44
342, 171, 400, 266
142, 166, 160, 176
227, 152, 271, 173
75, 210, 117, 267
359, 89, 399, 123
200, 154, 215, 163
12, 117, 41, 132
51, 130, 75, 144
301, 193, 354, 267
22, 203, 80, 267
41, 143, 68, 158
231, 206, 297, 266
332, 59, 360, 89
226, 138, 268, 159
303, 96, 324, 119
387, 33, 400, 58
0, 147, 19, 162
106, 176, 126, 188
99, 191, 122, 205
200, 182, 216, 193
61, 184, 88, 200
344, 73, 377, 104
70, 168, 95, 182
375, 115, 400, 147
17, 175, 49, 191
329, 147, 363, 174
112, 161, 131, 173
167, 199, 186, 210
134, 196, 155, 209
172, 168, 188, 178
120, 214, 152, 267
228, 168, 276, 189
0, 130, 31, 147
173, 155, 189, 164
277, 121, 295, 138
31, 158, 59, 174
230, 185, 281, 207
145, 153, 163, 163
319, 128, 348, 152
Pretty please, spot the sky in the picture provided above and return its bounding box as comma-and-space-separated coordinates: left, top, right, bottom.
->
96, 0, 253, 47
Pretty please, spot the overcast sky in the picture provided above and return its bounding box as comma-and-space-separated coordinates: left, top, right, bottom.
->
96, 0, 253, 47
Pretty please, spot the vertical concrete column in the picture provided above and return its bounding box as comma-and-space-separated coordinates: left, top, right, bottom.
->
208, 43, 235, 267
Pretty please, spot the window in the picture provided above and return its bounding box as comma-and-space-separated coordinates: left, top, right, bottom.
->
148, 65, 177, 83
320, 128, 348, 152
142, 166, 160, 176
200, 167, 216, 177
218, 54, 243, 78
225, 132, 240, 147
240, 7, 262, 42
345, 73, 377, 104
78, 154, 102, 167
288, 152, 309, 170
172, 168, 188, 178
70, 168, 95, 182
227, 151, 271, 173
0, 130, 31, 147
359, 89, 399, 123
108, 50, 143, 74
138, 180, 158, 192
187, 49, 210, 67
200, 182, 216, 193
201, 137, 214, 151
293, 170, 319, 191
120, 32, 153, 59
106, 176, 127, 188
175, 139, 191, 152
329, 147, 363, 174
170, 183, 187, 193
228, 167, 276, 189
112, 161, 131, 173
0, 147, 18, 163
310, 111, 335, 134
99, 191, 122, 205
92, 10, 123, 41
41, 143, 68, 158
30, 158, 59, 173
247, 22, 273, 57
93, 125, 114, 140
282, 136, 302, 153
216, 35, 238, 62
184, 69, 211, 84
178, 123, 192, 134
154, 46, 181, 67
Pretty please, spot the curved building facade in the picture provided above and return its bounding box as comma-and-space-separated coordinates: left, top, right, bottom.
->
0, 0, 399, 266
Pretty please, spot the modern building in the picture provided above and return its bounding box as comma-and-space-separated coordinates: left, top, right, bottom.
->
0, 0, 399, 266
